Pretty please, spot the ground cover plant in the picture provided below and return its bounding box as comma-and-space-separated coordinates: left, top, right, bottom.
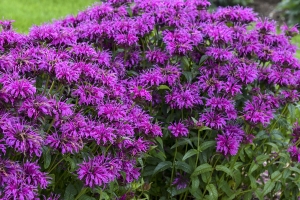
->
1, 0, 300, 199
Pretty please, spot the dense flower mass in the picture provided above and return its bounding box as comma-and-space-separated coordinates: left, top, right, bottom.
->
0, 0, 300, 198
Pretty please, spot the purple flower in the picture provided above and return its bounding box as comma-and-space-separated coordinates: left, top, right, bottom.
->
55, 61, 81, 83
243, 98, 274, 125
172, 173, 189, 190
166, 84, 202, 109
19, 96, 52, 119
168, 122, 189, 137
288, 146, 300, 162
22, 161, 49, 189
206, 47, 233, 62
45, 132, 83, 154
200, 111, 226, 129
3, 121, 43, 157
3, 179, 37, 200
216, 133, 240, 156
146, 49, 168, 64
3, 79, 36, 99
72, 85, 105, 105
77, 155, 120, 188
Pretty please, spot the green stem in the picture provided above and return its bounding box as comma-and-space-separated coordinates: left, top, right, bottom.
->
48, 158, 64, 173
170, 139, 178, 187
74, 188, 88, 200
48, 79, 56, 95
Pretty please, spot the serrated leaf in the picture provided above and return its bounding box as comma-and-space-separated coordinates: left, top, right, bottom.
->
199, 141, 216, 151
64, 184, 77, 200
157, 85, 171, 90
191, 163, 213, 176
215, 165, 234, 178
182, 149, 198, 161
262, 180, 275, 196
206, 184, 218, 200
153, 161, 172, 175
175, 161, 192, 174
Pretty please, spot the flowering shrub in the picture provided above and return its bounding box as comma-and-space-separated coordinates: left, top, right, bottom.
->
1, 0, 300, 199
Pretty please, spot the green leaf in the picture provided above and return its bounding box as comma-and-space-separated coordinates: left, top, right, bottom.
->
153, 161, 172, 175
201, 172, 210, 183
79, 195, 96, 200
271, 171, 282, 182
249, 175, 257, 189
42, 146, 51, 169
206, 184, 218, 200
215, 165, 234, 178
219, 181, 234, 197
191, 163, 213, 177
157, 85, 171, 90
265, 142, 279, 152
255, 155, 269, 164
64, 157, 76, 172
233, 170, 242, 188
64, 184, 77, 200
167, 187, 188, 197
199, 55, 208, 65
155, 137, 164, 149
171, 139, 189, 149
199, 141, 216, 151
290, 166, 300, 174
190, 188, 202, 199
198, 126, 211, 132
182, 71, 193, 83
182, 149, 198, 161
191, 176, 200, 189
248, 162, 258, 175
262, 180, 275, 196
175, 161, 192, 174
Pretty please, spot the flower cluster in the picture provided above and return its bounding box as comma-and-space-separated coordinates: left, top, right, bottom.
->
0, 0, 299, 198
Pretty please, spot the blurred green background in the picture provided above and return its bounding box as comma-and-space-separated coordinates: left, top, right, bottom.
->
0, 0, 96, 33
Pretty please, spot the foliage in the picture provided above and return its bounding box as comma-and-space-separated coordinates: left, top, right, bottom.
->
277, 0, 300, 25
0, 0, 300, 199
210, 0, 253, 7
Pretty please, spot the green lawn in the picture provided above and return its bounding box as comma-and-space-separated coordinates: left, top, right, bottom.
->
0, 0, 97, 33
292, 35, 300, 59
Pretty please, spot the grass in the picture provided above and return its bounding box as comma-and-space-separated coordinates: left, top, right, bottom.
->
292, 35, 300, 59
0, 0, 97, 33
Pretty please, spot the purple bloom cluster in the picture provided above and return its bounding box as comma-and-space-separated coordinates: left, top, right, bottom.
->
0, 0, 300, 197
